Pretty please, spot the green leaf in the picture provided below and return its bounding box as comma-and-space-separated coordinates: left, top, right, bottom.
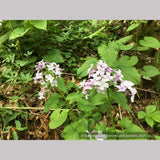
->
77, 57, 98, 79
139, 37, 160, 48
15, 120, 27, 131
0, 31, 11, 45
89, 93, 107, 106
43, 93, 60, 113
116, 35, 133, 43
12, 131, 18, 140
150, 111, 160, 122
146, 105, 157, 115
57, 77, 68, 94
61, 118, 88, 140
120, 66, 141, 85
145, 116, 154, 128
136, 46, 149, 51
4, 112, 20, 125
30, 20, 47, 31
110, 91, 131, 112
77, 99, 95, 114
66, 92, 83, 104
83, 26, 105, 39
9, 27, 30, 40
138, 111, 146, 119
140, 65, 160, 78
49, 108, 69, 129
43, 49, 64, 63
155, 135, 160, 140
126, 23, 139, 32
98, 44, 118, 67
118, 56, 138, 67
118, 44, 133, 50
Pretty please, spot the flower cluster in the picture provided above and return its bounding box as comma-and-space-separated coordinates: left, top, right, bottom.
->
34, 59, 63, 99
0, 20, 2, 27
79, 60, 137, 102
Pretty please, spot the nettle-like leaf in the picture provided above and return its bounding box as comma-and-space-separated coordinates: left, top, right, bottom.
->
43, 93, 60, 113
145, 117, 154, 128
140, 65, 160, 78
98, 44, 118, 67
138, 111, 146, 119
146, 105, 157, 115
66, 92, 83, 104
77, 99, 96, 115
77, 57, 98, 79
49, 108, 69, 129
120, 66, 141, 85
30, 20, 47, 31
118, 43, 133, 51
9, 27, 30, 40
61, 118, 88, 140
0, 31, 11, 45
57, 77, 68, 94
139, 37, 160, 48
43, 49, 64, 63
150, 111, 160, 123
89, 93, 107, 106
110, 91, 131, 112
126, 23, 139, 32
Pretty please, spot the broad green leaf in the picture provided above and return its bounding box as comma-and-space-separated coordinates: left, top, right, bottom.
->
77, 99, 95, 114
120, 66, 141, 85
139, 37, 160, 48
4, 112, 20, 125
43, 49, 64, 63
140, 65, 160, 78
145, 116, 154, 128
110, 91, 131, 112
49, 108, 69, 129
89, 93, 107, 106
136, 46, 149, 51
138, 111, 146, 119
77, 57, 98, 79
61, 118, 88, 140
98, 44, 118, 67
15, 120, 27, 131
118, 44, 133, 50
118, 56, 138, 67
66, 92, 83, 104
126, 23, 139, 32
43, 93, 59, 113
83, 26, 105, 39
155, 135, 160, 140
146, 105, 157, 115
116, 35, 133, 44
9, 27, 30, 40
30, 20, 47, 31
0, 31, 11, 45
57, 77, 68, 94
150, 111, 160, 122
12, 131, 18, 140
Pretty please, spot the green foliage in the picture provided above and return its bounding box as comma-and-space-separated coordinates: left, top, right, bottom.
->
138, 105, 160, 128
43, 49, 64, 63
126, 23, 139, 32
30, 20, 47, 31
49, 108, 69, 129
57, 77, 68, 94
66, 92, 83, 104
140, 65, 160, 78
110, 91, 131, 112
139, 37, 160, 48
9, 27, 30, 40
61, 118, 88, 140
43, 93, 60, 113
77, 57, 98, 79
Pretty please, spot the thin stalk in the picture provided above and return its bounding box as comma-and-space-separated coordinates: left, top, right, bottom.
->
106, 89, 115, 128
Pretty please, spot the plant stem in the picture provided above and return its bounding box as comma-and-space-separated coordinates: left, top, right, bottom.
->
106, 89, 115, 128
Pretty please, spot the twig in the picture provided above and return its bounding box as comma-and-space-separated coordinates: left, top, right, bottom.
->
0, 106, 80, 112
135, 87, 158, 94
63, 72, 77, 76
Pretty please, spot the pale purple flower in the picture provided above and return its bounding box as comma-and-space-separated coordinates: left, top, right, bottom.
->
35, 59, 45, 71
38, 91, 45, 99
45, 74, 54, 83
